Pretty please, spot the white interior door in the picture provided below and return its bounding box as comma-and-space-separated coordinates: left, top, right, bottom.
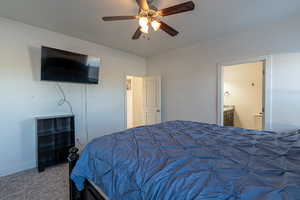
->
143, 76, 161, 125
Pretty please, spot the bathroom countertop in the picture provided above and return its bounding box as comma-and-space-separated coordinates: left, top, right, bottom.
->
224, 105, 235, 112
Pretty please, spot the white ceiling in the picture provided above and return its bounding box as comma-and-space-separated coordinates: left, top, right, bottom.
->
0, 0, 300, 57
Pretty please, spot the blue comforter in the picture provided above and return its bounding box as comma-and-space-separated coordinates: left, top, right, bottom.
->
71, 121, 300, 200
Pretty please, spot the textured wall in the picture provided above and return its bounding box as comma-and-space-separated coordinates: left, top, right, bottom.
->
147, 16, 300, 131
0, 18, 146, 176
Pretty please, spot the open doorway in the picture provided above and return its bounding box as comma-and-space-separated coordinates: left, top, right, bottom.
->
217, 57, 272, 131
222, 62, 264, 130
125, 76, 162, 129
126, 76, 145, 128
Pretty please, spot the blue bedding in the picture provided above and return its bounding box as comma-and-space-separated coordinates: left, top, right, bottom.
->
71, 121, 300, 200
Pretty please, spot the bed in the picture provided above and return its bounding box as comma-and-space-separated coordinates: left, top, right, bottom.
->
68, 120, 300, 200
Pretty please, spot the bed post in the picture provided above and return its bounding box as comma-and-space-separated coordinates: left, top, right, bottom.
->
68, 147, 82, 200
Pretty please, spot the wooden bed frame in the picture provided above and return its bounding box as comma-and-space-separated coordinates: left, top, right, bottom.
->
68, 147, 106, 200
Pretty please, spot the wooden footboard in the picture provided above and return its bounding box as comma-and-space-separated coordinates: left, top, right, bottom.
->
68, 147, 106, 200
68, 147, 82, 200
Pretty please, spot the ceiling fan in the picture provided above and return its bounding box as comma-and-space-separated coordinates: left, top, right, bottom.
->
102, 0, 195, 40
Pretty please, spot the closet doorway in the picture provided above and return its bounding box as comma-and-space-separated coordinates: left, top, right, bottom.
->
217, 57, 272, 131
126, 76, 161, 129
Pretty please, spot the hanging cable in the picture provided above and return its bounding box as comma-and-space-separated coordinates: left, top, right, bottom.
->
76, 138, 83, 151
56, 83, 86, 149
56, 83, 74, 115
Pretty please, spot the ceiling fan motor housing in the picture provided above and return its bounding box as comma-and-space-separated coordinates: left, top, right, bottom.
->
139, 9, 159, 19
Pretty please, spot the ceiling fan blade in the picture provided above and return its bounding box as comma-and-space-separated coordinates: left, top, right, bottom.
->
132, 27, 142, 40
136, 0, 149, 11
159, 21, 179, 37
102, 16, 137, 21
159, 1, 195, 16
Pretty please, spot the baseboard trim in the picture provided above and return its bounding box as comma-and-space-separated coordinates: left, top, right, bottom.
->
0, 161, 36, 177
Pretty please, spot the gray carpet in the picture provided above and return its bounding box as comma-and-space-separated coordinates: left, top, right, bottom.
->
0, 164, 69, 200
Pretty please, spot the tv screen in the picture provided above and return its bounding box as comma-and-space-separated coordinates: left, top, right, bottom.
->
41, 46, 100, 84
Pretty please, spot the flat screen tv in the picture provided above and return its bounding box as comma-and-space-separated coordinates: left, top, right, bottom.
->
41, 46, 100, 84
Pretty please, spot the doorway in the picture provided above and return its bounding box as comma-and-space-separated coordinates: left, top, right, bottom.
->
126, 76, 144, 128
218, 57, 271, 131
126, 76, 162, 129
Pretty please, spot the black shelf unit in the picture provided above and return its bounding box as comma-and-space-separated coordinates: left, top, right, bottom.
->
36, 115, 75, 172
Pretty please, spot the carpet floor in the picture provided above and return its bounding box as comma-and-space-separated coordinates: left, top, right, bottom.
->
0, 164, 69, 200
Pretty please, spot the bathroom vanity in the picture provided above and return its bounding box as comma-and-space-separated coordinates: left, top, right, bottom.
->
224, 105, 235, 126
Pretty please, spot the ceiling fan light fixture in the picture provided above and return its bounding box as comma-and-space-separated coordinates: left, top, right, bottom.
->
139, 17, 149, 28
151, 20, 161, 31
140, 25, 149, 34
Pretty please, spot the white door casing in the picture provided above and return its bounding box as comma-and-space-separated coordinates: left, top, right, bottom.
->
217, 56, 272, 131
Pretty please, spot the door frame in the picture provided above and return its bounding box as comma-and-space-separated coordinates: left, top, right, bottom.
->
124, 75, 132, 129
124, 75, 144, 129
217, 56, 273, 130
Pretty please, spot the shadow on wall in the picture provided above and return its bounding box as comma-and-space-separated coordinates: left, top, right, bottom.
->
272, 89, 300, 132
28, 46, 41, 82
272, 123, 300, 133
233, 111, 242, 128
20, 118, 36, 166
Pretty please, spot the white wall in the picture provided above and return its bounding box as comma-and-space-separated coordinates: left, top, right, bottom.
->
272, 53, 300, 132
147, 15, 300, 132
0, 18, 146, 176
224, 62, 263, 129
